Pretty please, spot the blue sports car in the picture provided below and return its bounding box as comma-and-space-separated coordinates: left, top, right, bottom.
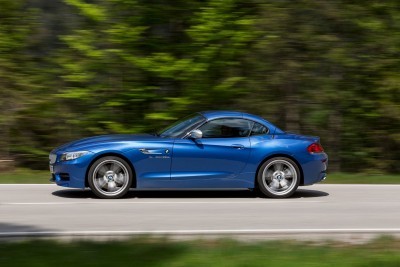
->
49, 111, 328, 198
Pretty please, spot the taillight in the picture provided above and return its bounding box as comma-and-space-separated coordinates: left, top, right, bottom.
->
307, 143, 324, 153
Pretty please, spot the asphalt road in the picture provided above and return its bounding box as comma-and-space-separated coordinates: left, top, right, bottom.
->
0, 184, 399, 241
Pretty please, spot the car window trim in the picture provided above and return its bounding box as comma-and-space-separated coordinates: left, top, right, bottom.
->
189, 117, 268, 139
249, 121, 270, 136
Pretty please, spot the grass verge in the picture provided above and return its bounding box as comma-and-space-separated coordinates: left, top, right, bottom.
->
0, 169, 399, 184
325, 172, 400, 184
0, 236, 399, 267
0, 169, 50, 184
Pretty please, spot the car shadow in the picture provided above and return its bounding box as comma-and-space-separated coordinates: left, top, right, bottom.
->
293, 188, 329, 198
52, 188, 328, 199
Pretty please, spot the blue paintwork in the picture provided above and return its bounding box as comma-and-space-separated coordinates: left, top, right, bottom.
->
49, 111, 328, 189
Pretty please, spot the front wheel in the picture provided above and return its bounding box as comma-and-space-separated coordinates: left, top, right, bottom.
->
257, 157, 300, 198
88, 156, 133, 199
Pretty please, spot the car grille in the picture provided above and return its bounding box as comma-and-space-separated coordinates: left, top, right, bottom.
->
49, 153, 57, 164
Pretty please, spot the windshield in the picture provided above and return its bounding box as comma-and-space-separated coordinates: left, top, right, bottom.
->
158, 113, 205, 138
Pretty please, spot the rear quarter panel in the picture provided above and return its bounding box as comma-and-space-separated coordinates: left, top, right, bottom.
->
243, 135, 327, 186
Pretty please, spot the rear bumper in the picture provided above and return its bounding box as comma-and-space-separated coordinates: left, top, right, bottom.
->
301, 152, 328, 185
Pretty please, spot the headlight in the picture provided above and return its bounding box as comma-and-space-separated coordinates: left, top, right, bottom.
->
60, 151, 89, 161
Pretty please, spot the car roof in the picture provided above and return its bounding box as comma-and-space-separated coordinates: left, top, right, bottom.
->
199, 110, 244, 120
198, 110, 285, 134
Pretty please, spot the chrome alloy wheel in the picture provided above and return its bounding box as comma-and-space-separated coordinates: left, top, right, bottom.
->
92, 159, 130, 197
261, 159, 298, 196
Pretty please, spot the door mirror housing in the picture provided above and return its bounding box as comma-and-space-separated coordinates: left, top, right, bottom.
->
188, 129, 203, 139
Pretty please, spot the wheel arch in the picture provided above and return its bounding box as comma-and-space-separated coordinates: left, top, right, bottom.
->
254, 154, 304, 187
85, 152, 137, 188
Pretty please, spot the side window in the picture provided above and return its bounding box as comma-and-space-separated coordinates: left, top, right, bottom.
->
250, 122, 269, 136
198, 118, 254, 138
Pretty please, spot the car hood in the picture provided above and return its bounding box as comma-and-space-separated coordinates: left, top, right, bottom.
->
52, 134, 160, 153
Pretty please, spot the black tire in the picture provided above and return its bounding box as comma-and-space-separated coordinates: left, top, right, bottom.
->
88, 156, 133, 199
257, 157, 300, 198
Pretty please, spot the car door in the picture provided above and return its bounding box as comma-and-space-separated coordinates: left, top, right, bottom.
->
170, 118, 253, 181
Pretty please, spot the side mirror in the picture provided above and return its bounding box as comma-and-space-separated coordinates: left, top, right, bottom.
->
188, 129, 203, 139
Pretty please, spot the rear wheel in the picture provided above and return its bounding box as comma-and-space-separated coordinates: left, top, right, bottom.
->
257, 157, 300, 198
88, 156, 133, 199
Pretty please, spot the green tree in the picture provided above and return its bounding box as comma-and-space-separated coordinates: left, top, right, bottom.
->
241, 1, 400, 172
0, 0, 36, 159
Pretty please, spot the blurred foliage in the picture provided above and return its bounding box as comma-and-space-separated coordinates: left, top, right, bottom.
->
0, 0, 399, 172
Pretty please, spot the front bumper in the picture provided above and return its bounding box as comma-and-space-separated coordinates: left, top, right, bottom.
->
49, 152, 93, 189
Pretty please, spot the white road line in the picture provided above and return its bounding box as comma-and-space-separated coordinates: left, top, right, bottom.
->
0, 200, 324, 205
1, 229, 400, 237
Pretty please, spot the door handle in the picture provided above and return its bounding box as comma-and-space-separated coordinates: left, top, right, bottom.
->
231, 144, 245, 150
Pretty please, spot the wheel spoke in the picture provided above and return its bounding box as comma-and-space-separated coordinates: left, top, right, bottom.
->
97, 166, 107, 176
264, 170, 274, 180
115, 173, 125, 185
270, 179, 280, 189
280, 179, 288, 188
284, 169, 293, 178
107, 181, 117, 191
98, 177, 108, 189
111, 163, 121, 173
274, 163, 283, 171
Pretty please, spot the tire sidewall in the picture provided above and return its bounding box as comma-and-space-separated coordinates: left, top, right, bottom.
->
257, 157, 300, 198
88, 156, 133, 199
